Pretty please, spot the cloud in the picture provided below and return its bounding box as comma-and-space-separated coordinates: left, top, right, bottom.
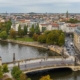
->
0, 0, 80, 13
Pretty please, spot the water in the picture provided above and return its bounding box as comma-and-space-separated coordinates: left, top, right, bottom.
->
0, 41, 80, 80
0, 41, 59, 62
27, 68, 80, 80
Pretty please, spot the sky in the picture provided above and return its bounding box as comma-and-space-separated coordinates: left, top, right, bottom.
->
0, 0, 80, 13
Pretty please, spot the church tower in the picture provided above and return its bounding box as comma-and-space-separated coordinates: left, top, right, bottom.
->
66, 10, 68, 18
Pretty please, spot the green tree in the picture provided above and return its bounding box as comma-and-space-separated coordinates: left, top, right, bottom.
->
0, 31, 8, 39
24, 25, 28, 35
58, 33, 65, 46
46, 33, 56, 44
3, 64, 9, 73
5, 20, 12, 34
10, 29, 17, 39
29, 24, 35, 37
0, 66, 3, 79
18, 25, 21, 37
11, 66, 22, 80
33, 33, 39, 41
35, 24, 40, 34
38, 34, 46, 43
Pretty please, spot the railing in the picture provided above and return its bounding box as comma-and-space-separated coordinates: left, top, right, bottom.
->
3, 56, 63, 64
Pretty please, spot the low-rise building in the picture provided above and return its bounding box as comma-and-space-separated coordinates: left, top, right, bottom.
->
39, 23, 59, 32
74, 27, 80, 52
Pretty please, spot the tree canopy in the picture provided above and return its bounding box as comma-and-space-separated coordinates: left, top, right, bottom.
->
38, 30, 65, 46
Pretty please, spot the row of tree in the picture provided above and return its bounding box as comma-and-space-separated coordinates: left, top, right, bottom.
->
0, 20, 12, 34
33, 30, 65, 46
10, 23, 40, 38
66, 18, 80, 23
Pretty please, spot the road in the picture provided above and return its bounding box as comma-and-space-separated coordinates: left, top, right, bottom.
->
65, 37, 75, 56
8, 56, 74, 71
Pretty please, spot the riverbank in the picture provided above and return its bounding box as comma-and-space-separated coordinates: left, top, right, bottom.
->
0, 39, 62, 55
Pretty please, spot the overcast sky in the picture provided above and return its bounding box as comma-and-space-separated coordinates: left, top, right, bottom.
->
0, 0, 80, 13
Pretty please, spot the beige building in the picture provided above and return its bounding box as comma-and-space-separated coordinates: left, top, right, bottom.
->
39, 23, 59, 32
74, 27, 80, 52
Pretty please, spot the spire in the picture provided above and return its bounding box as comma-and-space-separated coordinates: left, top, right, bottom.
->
66, 10, 68, 18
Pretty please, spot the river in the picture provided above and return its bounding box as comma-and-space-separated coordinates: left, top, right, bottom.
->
27, 68, 80, 80
0, 41, 59, 63
0, 41, 80, 80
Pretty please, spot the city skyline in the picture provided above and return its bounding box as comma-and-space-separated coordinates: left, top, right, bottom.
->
0, 0, 80, 13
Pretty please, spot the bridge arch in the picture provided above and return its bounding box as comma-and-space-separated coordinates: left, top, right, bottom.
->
23, 66, 73, 74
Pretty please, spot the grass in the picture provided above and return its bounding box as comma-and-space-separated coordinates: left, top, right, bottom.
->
16, 37, 34, 42
8, 36, 34, 42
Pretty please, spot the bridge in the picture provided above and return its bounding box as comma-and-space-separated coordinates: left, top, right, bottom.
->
2, 56, 80, 73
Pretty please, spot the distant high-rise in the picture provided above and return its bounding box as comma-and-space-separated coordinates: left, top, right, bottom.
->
66, 11, 68, 18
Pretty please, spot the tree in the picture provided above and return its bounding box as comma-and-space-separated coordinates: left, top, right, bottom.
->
11, 66, 22, 80
24, 25, 28, 35
46, 33, 56, 44
0, 66, 3, 79
29, 24, 35, 37
20, 73, 27, 80
10, 29, 17, 39
5, 20, 12, 34
0, 31, 8, 39
39, 75, 51, 80
58, 33, 65, 46
18, 25, 22, 37
3, 64, 9, 73
33, 33, 39, 41
35, 24, 40, 35
38, 34, 46, 43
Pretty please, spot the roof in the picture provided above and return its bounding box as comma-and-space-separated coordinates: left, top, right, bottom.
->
40, 23, 50, 26
67, 23, 78, 27
75, 27, 80, 35
51, 23, 59, 27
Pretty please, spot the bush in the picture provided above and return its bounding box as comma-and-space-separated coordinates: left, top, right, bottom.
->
0, 31, 8, 39
3, 64, 9, 73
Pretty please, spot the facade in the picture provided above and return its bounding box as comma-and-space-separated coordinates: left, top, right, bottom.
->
74, 27, 80, 52
59, 23, 77, 33
39, 23, 59, 32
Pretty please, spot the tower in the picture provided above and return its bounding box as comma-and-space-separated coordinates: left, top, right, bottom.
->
66, 10, 68, 18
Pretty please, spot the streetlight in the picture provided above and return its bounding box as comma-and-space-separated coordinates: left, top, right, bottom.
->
13, 53, 15, 65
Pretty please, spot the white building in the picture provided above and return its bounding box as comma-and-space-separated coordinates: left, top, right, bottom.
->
39, 23, 59, 32
59, 23, 78, 33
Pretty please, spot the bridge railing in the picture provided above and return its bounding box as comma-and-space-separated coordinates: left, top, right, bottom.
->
2, 56, 64, 65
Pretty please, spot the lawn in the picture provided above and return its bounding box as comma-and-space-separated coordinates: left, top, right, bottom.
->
8, 36, 34, 42
16, 37, 34, 42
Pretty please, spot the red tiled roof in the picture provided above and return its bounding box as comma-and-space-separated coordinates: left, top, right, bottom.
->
67, 24, 78, 27
40, 24, 50, 26
51, 23, 59, 27
19, 20, 25, 22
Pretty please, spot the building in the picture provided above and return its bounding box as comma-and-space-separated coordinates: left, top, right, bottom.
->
59, 23, 77, 33
39, 23, 59, 32
74, 27, 80, 52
